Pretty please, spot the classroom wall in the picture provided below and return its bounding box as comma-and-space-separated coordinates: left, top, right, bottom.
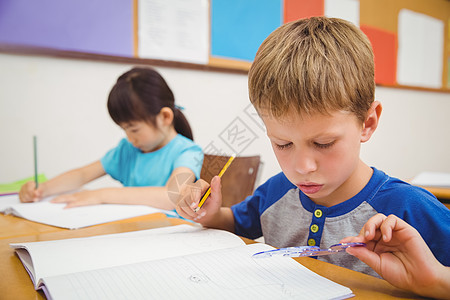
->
0, 53, 449, 190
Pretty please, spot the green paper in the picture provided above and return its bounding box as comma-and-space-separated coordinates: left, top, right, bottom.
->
0, 174, 47, 194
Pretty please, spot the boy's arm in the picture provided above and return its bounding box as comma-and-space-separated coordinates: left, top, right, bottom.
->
176, 176, 236, 233
19, 160, 106, 202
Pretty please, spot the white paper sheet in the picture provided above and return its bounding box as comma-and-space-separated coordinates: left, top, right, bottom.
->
324, 0, 360, 27
137, 0, 209, 64
42, 243, 354, 300
0, 194, 177, 229
0, 194, 20, 211
397, 9, 444, 89
11, 225, 245, 289
411, 171, 450, 187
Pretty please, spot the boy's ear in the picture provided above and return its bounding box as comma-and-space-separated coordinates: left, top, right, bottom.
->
361, 101, 382, 143
157, 107, 174, 127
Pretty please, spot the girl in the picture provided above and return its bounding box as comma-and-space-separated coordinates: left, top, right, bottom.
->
19, 67, 203, 210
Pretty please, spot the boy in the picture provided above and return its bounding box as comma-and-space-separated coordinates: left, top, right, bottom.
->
176, 17, 450, 277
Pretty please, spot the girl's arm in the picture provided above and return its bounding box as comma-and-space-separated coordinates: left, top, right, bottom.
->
51, 166, 197, 210
341, 214, 450, 299
19, 161, 106, 202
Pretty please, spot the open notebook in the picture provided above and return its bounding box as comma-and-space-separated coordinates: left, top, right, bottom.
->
0, 194, 177, 229
11, 225, 354, 300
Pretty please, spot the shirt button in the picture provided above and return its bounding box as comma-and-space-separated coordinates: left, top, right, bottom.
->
314, 209, 323, 218
310, 224, 319, 233
308, 238, 316, 246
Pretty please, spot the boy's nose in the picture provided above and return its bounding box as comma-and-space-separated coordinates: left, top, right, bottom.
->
294, 152, 317, 175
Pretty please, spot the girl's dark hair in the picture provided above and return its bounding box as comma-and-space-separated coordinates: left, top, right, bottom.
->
107, 67, 194, 140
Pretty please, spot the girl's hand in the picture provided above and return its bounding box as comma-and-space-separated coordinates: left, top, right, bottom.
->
176, 176, 223, 223
19, 181, 44, 203
341, 213, 448, 298
51, 190, 102, 208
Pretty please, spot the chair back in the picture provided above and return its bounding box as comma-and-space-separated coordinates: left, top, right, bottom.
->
200, 154, 261, 207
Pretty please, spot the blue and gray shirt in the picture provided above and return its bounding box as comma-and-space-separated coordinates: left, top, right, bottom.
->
232, 167, 450, 277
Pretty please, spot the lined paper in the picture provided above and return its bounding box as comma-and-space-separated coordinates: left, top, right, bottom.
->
42, 243, 353, 300
11, 225, 246, 288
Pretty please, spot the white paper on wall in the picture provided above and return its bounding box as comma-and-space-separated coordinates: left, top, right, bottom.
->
397, 9, 444, 89
138, 0, 209, 64
324, 0, 360, 27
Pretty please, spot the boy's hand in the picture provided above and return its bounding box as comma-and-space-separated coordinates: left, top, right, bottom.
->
50, 190, 102, 208
19, 181, 44, 203
176, 176, 223, 223
341, 213, 446, 298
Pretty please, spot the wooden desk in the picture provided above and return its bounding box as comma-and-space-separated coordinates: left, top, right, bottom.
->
420, 185, 450, 200
419, 186, 450, 209
0, 214, 422, 300
0, 211, 171, 240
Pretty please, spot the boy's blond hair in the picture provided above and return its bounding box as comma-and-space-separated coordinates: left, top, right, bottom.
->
248, 17, 375, 123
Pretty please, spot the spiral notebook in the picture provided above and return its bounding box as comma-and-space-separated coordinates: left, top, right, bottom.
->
11, 225, 354, 300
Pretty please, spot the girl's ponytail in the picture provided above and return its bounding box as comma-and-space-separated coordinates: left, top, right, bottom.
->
173, 108, 194, 141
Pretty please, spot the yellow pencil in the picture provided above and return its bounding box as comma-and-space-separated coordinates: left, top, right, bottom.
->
194, 155, 235, 212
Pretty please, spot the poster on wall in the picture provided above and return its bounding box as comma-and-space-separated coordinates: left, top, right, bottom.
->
396, 9, 444, 89
137, 0, 209, 64
324, 0, 359, 26
210, 0, 282, 62
0, 0, 133, 57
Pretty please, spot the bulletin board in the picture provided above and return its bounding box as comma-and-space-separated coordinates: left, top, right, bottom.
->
0, 0, 134, 57
0, 0, 448, 92
209, 0, 450, 92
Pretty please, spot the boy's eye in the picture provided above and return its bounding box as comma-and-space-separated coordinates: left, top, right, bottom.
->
275, 142, 293, 150
314, 141, 335, 149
